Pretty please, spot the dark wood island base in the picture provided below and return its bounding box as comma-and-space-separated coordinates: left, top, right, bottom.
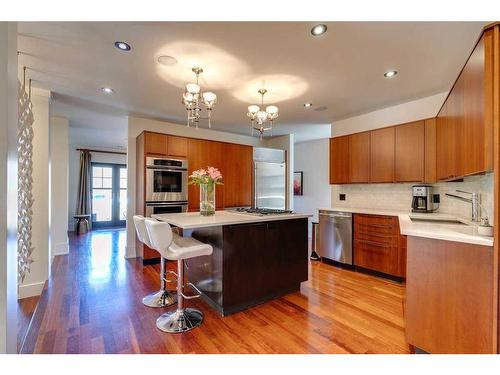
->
184, 217, 309, 316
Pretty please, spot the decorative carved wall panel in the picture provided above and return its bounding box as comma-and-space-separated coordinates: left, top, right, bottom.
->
17, 82, 34, 282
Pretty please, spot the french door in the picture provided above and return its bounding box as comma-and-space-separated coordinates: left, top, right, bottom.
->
91, 163, 127, 228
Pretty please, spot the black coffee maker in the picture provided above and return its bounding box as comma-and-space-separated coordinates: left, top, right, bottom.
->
411, 185, 435, 213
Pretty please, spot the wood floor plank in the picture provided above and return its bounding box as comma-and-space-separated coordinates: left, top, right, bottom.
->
21, 228, 410, 354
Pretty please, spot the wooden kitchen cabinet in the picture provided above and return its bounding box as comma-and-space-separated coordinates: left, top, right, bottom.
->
187, 139, 225, 211
222, 143, 253, 208
436, 32, 493, 181
353, 214, 406, 278
167, 135, 188, 158
395, 121, 425, 182
329, 136, 350, 184
406, 236, 494, 353
370, 127, 395, 183
349, 132, 370, 183
144, 132, 168, 155
424, 118, 437, 183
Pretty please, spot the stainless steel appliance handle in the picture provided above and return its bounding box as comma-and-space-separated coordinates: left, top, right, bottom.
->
319, 212, 351, 218
146, 166, 187, 172
146, 202, 188, 207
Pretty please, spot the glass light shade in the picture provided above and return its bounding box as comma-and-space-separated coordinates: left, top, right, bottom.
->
182, 91, 196, 105
202, 91, 217, 107
266, 105, 279, 115
256, 110, 268, 123
186, 83, 201, 94
248, 105, 260, 114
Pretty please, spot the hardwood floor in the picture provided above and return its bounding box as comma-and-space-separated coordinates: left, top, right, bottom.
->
21, 228, 410, 354
18, 295, 40, 352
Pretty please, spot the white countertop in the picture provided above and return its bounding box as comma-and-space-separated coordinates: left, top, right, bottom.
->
152, 210, 312, 229
319, 207, 493, 247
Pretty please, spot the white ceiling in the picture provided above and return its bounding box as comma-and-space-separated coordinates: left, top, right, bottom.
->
18, 21, 485, 144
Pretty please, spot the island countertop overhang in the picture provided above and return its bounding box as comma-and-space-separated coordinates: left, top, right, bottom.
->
151, 210, 312, 229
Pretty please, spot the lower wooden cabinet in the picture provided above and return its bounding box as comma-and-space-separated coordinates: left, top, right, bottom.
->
353, 214, 406, 278
406, 236, 495, 353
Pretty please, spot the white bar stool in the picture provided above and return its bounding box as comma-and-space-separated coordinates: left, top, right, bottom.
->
133, 215, 177, 308
145, 218, 213, 333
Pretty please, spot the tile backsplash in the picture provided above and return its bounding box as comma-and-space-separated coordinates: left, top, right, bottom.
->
331, 173, 494, 224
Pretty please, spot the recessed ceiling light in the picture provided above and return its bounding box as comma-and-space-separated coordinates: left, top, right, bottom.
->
114, 41, 131, 51
100, 87, 114, 94
157, 55, 178, 66
304, 102, 313, 108
384, 70, 398, 78
311, 24, 327, 36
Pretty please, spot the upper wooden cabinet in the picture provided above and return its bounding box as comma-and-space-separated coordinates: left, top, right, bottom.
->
329, 136, 350, 184
329, 120, 432, 184
395, 121, 425, 183
167, 135, 188, 158
436, 32, 494, 181
370, 127, 395, 183
424, 118, 437, 183
144, 132, 168, 155
349, 132, 370, 183
144, 132, 188, 158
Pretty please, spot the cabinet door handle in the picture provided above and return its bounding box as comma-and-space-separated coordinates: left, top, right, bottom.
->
358, 239, 390, 248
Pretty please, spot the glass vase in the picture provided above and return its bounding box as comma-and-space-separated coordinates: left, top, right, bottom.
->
200, 183, 216, 216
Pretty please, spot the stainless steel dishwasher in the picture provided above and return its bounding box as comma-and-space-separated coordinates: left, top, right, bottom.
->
318, 210, 353, 265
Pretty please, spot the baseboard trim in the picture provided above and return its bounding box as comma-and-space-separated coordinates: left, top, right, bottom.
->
51, 242, 69, 256
18, 281, 45, 299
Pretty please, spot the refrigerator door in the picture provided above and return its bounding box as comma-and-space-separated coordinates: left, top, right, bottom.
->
254, 161, 286, 210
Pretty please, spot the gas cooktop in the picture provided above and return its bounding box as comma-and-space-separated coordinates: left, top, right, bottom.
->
231, 207, 294, 216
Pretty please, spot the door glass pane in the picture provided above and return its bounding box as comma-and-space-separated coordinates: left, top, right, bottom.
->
92, 190, 112, 222
120, 168, 127, 178
119, 189, 127, 220
93, 167, 102, 177
102, 167, 112, 178
102, 177, 112, 188
92, 177, 102, 189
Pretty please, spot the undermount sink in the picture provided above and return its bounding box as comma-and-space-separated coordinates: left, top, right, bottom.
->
409, 217, 469, 225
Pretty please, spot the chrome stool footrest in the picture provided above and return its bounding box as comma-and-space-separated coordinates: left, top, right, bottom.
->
142, 289, 177, 308
181, 282, 203, 300
156, 308, 204, 333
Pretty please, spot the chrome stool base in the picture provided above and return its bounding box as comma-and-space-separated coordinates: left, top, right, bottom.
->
156, 308, 204, 333
142, 290, 177, 308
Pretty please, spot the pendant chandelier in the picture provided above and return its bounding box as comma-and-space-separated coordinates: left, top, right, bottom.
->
247, 88, 279, 138
182, 67, 217, 128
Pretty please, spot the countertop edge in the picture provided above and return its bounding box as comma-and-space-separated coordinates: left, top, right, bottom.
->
319, 207, 494, 247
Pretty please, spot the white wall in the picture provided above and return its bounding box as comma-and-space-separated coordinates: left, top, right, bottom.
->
18, 88, 51, 299
0, 21, 18, 354
126, 116, 265, 258
50, 117, 69, 257
332, 92, 448, 137
294, 139, 331, 237
68, 144, 127, 231
264, 134, 295, 211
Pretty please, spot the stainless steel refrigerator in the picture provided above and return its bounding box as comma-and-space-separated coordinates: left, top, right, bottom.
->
253, 147, 286, 210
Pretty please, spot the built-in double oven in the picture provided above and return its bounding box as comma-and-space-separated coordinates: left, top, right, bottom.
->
145, 156, 188, 216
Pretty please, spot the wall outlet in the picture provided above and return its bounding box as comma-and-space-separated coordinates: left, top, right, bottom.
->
433, 194, 440, 204
339, 194, 346, 201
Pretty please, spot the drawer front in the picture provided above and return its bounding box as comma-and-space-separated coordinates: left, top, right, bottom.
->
354, 214, 399, 235
354, 239, 399, 276
355, 230, 398, 245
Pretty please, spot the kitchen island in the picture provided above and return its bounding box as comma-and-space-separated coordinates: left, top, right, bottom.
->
152, 211, 311, 316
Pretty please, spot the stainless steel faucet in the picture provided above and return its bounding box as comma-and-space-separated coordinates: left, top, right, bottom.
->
445, 190, 480, 222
